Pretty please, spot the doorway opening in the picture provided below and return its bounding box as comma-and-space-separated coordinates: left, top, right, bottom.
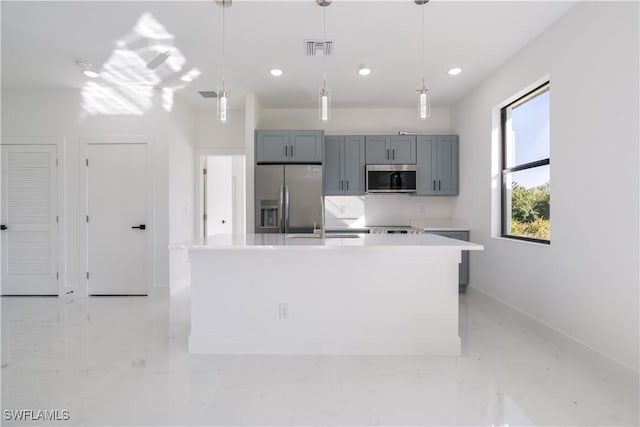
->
202, 155, 246, 237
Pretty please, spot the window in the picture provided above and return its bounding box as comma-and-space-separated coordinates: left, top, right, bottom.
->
501, 82, 550, 243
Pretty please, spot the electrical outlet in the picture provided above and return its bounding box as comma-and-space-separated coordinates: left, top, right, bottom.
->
278, 303, 289, 320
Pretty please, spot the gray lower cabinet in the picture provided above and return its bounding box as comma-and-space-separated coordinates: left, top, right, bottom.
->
365, 135, 416, 164
424, 231, 469, 289
256, 130, 323, 163
417, 135, 459, 195
324, 136, 365, 195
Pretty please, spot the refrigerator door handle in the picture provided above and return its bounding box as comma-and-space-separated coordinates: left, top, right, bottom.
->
284, 185, 290, 233
279, 184, 285, 232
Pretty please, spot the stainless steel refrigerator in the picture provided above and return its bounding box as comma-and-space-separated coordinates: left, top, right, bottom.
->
255, 164, 323, 233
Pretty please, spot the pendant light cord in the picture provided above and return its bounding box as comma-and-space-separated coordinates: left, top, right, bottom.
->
323, 6, 327, 86
222, 1, 226, 84
421, 3, 425, 84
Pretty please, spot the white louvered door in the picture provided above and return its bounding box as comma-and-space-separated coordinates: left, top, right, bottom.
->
1, 145, 58, 295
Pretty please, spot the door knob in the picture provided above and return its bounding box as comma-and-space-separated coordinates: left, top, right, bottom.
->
0, 225, 6, 230
131, 224, 146, 230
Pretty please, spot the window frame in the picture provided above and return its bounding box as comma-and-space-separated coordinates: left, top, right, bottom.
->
500, 81, 551, 244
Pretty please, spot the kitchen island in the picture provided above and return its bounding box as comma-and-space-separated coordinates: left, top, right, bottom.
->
187, 233, 483, 356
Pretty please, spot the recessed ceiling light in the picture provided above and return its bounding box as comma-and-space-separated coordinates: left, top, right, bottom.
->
76, 59, 100, 78
269, 69, 284, 77
447, 67, 462, 76
357, 66, 372, 76
82, 69, 100, 78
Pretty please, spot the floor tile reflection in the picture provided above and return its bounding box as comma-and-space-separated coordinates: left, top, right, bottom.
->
1, 288, 637, 426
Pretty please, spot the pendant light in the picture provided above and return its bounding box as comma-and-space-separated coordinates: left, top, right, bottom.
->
416, 0, 431, 120
217, 0, 231, 123
318, 0, 331, 122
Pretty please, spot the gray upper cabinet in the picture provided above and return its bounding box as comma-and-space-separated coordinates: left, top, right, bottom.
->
390, 135, 417, 164
417, 135, 459, 195
365, 135, 416, 164
290, 131, 323, 163
365, 136, 390, 164
324, 136, 365, 195
256, 130, 290, 163
324, 136, 342, 195
256, 130, 323, 163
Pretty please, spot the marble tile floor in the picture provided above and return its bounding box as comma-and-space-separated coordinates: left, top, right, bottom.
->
1, 288, 638, 426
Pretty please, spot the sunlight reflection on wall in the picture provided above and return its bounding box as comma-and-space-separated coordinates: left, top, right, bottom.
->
81, 12, 200, 119
83, 82, 152, 116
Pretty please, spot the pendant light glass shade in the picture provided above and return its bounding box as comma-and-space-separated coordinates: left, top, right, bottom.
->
417, 79, 431, 120
319, 81, 330, 122
217, 81, 229, 123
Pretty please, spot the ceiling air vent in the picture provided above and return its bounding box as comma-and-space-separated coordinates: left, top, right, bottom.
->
198, 91, 218, 98
304, 40, 334, 56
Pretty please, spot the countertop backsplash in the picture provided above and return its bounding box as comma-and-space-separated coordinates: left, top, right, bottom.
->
324, 194, 455, 229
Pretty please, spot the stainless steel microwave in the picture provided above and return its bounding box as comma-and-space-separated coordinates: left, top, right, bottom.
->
366, 164, 417, 193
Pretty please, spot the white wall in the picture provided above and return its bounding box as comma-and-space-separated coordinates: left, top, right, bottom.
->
195, 108, 245, 150
1, 87, 196, 295
231, 156, 246, 235
260, 107, 451, 135
168, 97, 197, 295
262, 107, 455, 226
451, 2, 639, 371
244, 94, 262, 233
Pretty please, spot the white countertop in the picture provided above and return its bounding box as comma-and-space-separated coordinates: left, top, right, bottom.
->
410, 218, 471, 231
186, 233, 483, 251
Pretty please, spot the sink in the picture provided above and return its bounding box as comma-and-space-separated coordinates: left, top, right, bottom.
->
285, 233, 360, 239
324, 233, 360, 238
285, 233, 321, 239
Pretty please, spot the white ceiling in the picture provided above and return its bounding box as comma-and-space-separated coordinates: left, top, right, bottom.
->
1, 1, 577, 110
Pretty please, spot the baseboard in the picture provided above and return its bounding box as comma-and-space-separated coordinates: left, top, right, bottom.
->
151, 285, 170, 297
467, 285, 639, 375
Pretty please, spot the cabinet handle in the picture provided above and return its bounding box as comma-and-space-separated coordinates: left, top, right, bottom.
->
290, 144, 294, 157
386, 149, 390, 160
340, 180, 343, 190
433, 180, 436, 191
285, 145, 288, 157
346, 180, 349, 190
392, 149, 395, 160
438, 180, 441, 191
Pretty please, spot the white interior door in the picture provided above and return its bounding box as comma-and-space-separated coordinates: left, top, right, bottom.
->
1, 145, 58, 295
206, 156, 233, 236
87, 143, 148, 295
